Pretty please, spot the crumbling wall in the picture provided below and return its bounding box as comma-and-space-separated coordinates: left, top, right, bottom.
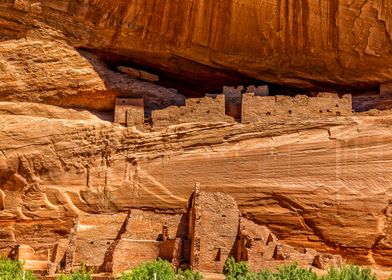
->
242, 93, 352, 123
236, 218, 282, 271
74, 214, 127, 270
98, 210, 187, 274
152, 95, 234, 127
222, 86, 242, 120
111, 240, 161, 273
17, 245, 50, 271
122, 209, 186, 240
189, 188, 240, 273
246, 85, 269, 96
222, 85, 269, 120
236, 218, 343, 271
114, 98, 144, 127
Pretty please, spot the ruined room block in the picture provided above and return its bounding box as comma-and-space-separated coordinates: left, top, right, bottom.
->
380, 83, 392, 96
241, 93, 276, 123
241, 92, 352, 123
236, 218, 279, 270
102, 209, 185, 274
75, 239, 113, 268
126, 108, 144, 128
223, 85, 244, 95
17, 244, 50, 271
314, 93, 352, 116
151, 106, 181, 127
223, 87, 242, 120
189, 189, 240, 273
111, 240, 161, 274
274, 95, 297, 116
246, 85, 269, 96
122, 209, 185, 240
172, 238, 183, 270
226, 103, 241, 120
159, 239, 176, 261
73, 213, 128, 269
152, 95, 234, 127
114, 98, 144, 126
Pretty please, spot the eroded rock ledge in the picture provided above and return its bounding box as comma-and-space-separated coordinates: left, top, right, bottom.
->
0, 102, 392, 274
2, 0, 392, 277
2, 0, 392, 94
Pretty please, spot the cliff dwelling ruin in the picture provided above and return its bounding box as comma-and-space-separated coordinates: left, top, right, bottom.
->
4, 1, 392, 279
14, 185, 342, 277
113, 85, 353, 129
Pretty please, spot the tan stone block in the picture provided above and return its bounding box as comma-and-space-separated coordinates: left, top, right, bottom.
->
114, 98, 144, 125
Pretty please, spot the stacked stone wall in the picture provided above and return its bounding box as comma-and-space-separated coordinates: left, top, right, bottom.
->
152, 95, 234, 127
189, 189, 240, 273
242, 93, 352, 123
114, 98, 144, 127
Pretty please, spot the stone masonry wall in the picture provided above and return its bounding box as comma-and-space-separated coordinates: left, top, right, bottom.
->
114, 98, 144, 127
121, 209, 187, 240
241, 93, 352, 123
152, 95, 234, 127
189, 189, 240, 273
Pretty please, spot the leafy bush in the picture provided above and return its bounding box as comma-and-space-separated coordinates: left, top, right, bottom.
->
272, 264, 318, 280
0, 258, 36, 280
224, 258, 378, 280
56, 264, 93, 280
321, 265, 377, 280
177, 268, 203, 280
256, 270, 275, 280
224, 257, 253, 280
120, 258, 202, 280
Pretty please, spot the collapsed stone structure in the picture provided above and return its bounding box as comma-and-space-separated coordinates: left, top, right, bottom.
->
152, 95, 235, 128
114, 86, 352, 129
113, 98, 144, 129
15, 186, 342, 276
241, 92, 352, 123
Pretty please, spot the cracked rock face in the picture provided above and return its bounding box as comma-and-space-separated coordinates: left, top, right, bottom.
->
2, 0, 392, 91
2, 0, 392, 275
1, 105, 392, 268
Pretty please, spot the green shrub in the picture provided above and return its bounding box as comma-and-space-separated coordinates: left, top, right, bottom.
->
120, 259, 202, 280
224, 257, 253, 280
120, 259, 176, 280
56, 264, 93, 280
322, 265, 377, 280
273, 264, 318, 280
224, 258, 379, 280
0, 258, 36, 280
177, 268, 203, 280
255, 270, 275, 280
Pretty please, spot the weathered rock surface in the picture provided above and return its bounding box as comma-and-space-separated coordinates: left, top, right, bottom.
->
2, 0, 392, 274
1, 102, 392, 270
2, 0, 392, 91
0, 22, 185, 111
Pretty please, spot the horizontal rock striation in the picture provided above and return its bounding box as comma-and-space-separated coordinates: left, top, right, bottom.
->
0, 22, 185, 111
0, 103, 392, 268
2, 0, 392, 92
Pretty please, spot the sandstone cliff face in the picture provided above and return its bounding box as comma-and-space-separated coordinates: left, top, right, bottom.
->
1, 104, 392, 269
2, 0, 392, 93
0, 21, 185, 110
2, 0, 392, 275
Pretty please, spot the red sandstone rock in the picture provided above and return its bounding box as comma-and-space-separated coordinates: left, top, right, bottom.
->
2, 0, 392, 277
2, 0, 392, 91
0, 104, 390, 274
0, 24, 185, 111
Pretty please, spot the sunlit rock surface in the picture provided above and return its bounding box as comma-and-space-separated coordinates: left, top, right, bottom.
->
2, 0, 392, 94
